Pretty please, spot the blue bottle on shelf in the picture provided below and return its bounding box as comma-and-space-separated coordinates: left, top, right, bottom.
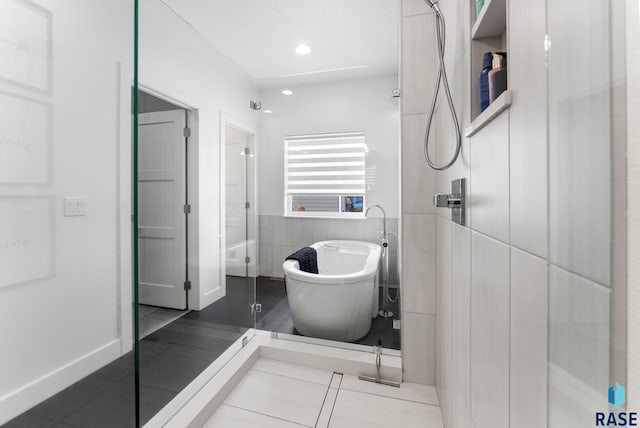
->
478, 52, 492, 113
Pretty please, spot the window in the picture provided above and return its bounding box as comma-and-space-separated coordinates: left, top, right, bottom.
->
284, 132, 366, 217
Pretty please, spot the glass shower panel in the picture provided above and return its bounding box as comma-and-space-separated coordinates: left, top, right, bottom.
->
547, 0, 627, 425
0, 1, 137, 426
136, 1, 256, 424
254, 1, 402, 355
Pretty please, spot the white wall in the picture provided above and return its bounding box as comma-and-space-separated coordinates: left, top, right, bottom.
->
0, 0, 256, 422
0, 1, 132, 421
257, 75, 400, 218
256, 76, 401, 280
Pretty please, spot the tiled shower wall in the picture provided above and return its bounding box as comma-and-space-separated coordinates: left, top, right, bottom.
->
403, 0, 621, 427
399, 0, 438, 386
258, 215, 399, 285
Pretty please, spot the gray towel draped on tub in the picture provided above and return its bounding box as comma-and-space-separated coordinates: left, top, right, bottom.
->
285, 247, 318, 274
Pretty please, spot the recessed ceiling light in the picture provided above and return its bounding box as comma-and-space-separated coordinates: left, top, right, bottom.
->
295, 44, 311, 55
263, 109, 273, 114
282, 89, 293, 96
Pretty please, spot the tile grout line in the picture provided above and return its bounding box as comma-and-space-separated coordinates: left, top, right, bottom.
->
314, 373, 336, 428
338, 385, 441, 407
326, 373, 344, 426
250, 367, 334, 387
223, 403, 312, 427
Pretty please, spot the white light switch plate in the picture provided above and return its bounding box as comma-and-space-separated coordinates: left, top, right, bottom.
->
393, 319, 401, 330
64, 197, 86, 216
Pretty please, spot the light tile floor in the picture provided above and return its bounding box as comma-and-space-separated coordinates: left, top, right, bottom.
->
204, 359, 443, 428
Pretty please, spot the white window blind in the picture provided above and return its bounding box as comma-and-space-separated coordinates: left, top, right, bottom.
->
285, 132, 366, 195
285, 132, 366, 216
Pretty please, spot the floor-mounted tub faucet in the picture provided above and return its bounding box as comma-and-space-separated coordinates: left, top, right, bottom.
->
365, 204, 387, 240
365, 204, 394, 318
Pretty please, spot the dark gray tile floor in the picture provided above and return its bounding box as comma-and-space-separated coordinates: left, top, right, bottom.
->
3, 304, 247, 427
2, 276, 399, 428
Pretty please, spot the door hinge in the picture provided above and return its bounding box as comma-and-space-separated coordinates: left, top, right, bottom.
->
245, 256, 251, 264
242, 336, 248, 347
250, 303, 262, 314
184, 280, 191, 290
183, 204, 191, 214
183, 127, 191, 138
245, 201, 250, 209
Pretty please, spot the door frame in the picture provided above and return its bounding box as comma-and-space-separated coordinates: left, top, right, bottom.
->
219, 114, 258, 297
118, 65, 200, 353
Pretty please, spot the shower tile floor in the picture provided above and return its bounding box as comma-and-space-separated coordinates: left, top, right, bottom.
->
204, 359, 443, 428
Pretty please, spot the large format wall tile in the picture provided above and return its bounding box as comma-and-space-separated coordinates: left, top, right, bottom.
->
402, 0, 432, 17
451, 223, 471, 419
548, 268, 611, 426
402, 114, 436, 215
257, 215, 399, 279
402, 214, 436, 314
548, 0, 611, 286
510, 248, 548, 428
509, 0, 548, 258
435, 216, 452, 422
470, 232, 510, 428
469, 112, 510, 244
548, 86, 611, 286
402, 13, 435, 115
403, 312, 436, 385
548, 265, 610, 428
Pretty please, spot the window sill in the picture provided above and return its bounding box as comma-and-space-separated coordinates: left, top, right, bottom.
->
283, 213, 366, 220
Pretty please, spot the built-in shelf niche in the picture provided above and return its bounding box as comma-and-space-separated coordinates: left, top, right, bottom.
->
470, 0, 508, 125
465, 89, 511, 137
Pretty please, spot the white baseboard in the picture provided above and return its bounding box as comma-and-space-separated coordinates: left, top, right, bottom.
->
0, 339, 122, 425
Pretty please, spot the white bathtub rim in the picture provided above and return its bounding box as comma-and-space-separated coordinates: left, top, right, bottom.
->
283, 240, 381, 284
283, 262, 379, 284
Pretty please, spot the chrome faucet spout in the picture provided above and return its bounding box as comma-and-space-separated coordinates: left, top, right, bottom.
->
365, 204, 387, 239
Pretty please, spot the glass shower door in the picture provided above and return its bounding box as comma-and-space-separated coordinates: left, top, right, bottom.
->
134, 1, 257, 425
0, 1, 138, 426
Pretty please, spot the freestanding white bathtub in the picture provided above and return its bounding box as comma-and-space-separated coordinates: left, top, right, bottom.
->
282, 240, 382, 342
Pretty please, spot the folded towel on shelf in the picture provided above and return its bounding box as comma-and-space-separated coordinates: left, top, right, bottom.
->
285, 247, 319, 274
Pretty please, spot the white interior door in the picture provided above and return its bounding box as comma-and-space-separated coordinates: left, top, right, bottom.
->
138, 109, 187, 309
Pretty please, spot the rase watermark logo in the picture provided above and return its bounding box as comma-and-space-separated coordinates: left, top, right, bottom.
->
610, 384, 626, 408
596, 383, 637, 426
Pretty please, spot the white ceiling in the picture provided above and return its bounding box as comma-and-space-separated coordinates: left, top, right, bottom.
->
160, 0, 400, 88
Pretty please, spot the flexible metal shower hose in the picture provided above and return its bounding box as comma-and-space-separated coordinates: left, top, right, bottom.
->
422, 1, 462, 171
